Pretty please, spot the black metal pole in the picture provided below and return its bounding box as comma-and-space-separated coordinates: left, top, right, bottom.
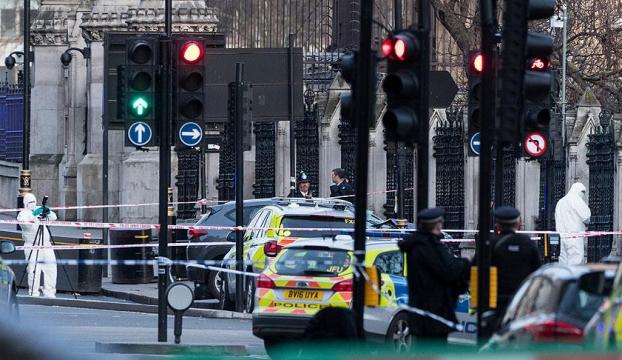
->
416, 0, 430, 212
352, 0, 375, 339
477, 0, 496, 344
18, 0, 31, 212
288, 34, 296, 196
23, 0, 30, 170
234, 63, 245, 312
103, 125, 110, 277
158, 0, 172, 343
494, 145, 503, 207
394, 0, 402, 29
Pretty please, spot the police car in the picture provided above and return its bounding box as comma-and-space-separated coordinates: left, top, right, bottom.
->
219, 199, 362, 312
251, 238, 476, 352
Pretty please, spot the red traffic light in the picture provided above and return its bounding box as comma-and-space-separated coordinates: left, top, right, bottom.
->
181, 41, 204, 64
381, 31, 418, 61
470, 52, 484, 75
381, 38, 393, 57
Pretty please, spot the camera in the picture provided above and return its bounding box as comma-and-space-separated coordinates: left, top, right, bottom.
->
39, 195, 50, 219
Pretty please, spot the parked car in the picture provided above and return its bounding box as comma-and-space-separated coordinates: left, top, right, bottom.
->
484, 263, 616, 350
186, 197, 360, 299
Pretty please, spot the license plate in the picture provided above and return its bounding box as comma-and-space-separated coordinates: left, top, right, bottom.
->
284, 289, 322, 301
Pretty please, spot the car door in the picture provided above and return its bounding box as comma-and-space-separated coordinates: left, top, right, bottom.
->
364, 250, 406, 336
225, 210, 268, 294
247, 209, 273, 273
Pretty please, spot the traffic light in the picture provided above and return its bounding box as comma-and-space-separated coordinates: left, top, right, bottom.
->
174, 36, 207, 147
522, 0, 556, 136
339, 52, 356, 125
467, 51, 483, 139
381, 29, 422, 144
123, 35, 159, 146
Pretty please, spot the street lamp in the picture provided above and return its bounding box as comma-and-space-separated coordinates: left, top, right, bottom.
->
551, 5, 567, 146
59, 47, 91, 67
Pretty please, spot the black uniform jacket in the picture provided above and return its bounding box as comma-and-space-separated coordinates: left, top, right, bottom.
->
492, 231, 542, 308
398, 232, 470, 336
329, 181, 354, 199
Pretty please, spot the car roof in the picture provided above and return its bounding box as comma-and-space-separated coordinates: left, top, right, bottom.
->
276, 204, 355, 218
284, 237, 399, 251
534, 263, 617, 281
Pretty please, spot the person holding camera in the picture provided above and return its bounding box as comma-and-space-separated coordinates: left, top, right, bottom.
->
17, 193, 57, 297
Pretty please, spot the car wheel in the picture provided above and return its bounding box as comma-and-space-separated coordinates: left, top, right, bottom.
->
207, 271, 222, 299
244, 275, 255, 313
386, 312, 413, 353
263, 337, 283, 359
218, 275, 235, 311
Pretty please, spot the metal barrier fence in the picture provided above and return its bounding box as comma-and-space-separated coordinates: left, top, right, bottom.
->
0, 82, 23, 163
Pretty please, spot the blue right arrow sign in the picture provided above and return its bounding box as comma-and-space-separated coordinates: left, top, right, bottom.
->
469, 132, 481, 156
178, 122, 203, 147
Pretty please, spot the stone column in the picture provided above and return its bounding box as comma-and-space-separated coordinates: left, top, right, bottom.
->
30, 8, 73, 208
613, 148, 622, 256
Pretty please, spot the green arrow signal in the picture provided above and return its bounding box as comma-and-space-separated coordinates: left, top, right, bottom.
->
131, 97, 149, 116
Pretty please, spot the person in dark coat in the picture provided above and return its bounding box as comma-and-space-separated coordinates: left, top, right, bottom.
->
491, 206, 542, 313
329, 168, 354, 200
398, 208, 470, 343
289, 171, 313, 199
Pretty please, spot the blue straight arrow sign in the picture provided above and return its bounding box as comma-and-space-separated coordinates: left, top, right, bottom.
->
128, 122, 152, 147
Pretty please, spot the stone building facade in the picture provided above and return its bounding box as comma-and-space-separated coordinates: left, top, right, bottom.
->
7, 0, 621, 260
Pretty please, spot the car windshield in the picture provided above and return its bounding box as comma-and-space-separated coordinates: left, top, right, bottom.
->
558, 280, 607, 327
279, 216, 354, 238
274, 248, 351, 276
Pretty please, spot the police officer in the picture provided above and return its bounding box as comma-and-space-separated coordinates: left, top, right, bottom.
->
398, 208, 470, 344
289, 171, 313, 199
329, 168, 354, 200
492, 206, 542, 313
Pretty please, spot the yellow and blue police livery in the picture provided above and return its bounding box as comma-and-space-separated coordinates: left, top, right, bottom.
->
252, 238, 476, 352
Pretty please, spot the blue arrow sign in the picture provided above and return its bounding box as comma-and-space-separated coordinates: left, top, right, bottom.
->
469, 132, 481, 156
179, 122, 203, 147
128, 122, 152, 147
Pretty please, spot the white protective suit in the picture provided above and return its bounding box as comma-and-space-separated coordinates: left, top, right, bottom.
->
555, 183, 591, 265
17, 193, 57, 297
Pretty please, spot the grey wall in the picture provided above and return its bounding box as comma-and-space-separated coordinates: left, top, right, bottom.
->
0, 161, 19, 209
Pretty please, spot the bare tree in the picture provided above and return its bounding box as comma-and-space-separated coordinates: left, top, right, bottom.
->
429, 0, 622, 109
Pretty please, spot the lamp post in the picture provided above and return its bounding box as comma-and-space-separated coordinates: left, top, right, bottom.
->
551, 5, 567, 146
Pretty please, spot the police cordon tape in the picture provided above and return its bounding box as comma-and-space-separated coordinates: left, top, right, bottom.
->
0, 218, 613, 240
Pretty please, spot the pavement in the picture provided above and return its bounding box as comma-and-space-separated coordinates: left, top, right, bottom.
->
16, 304, 265, 359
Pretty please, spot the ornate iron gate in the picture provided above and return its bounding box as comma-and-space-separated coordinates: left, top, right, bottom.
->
586, 110, 615, 262
176, 149, 201, 219
253, 122, 276, 198
0, 80, 23, 162
217, 122, 236, 201
295, 90, 320, 196
433, 107, 464, 229
491, 146, 517, 207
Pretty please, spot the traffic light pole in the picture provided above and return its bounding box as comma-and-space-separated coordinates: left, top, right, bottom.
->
416, 0, 430, 212
157, 0, 172, 343
234, 63, 245, 313
352, 0, 375, 339
288, 34, 296, 196
476, 0, 496, 344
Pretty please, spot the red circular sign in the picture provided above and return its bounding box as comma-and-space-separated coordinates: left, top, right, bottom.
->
523, 132, 548, 157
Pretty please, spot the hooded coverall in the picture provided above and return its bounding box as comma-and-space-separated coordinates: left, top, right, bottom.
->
555, 183, 591, 265
17, 193, 57, 297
